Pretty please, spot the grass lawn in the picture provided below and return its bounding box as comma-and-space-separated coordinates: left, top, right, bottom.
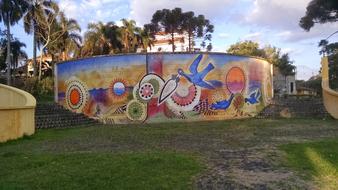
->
0, 119, 338, 189
280, 139, 338, 189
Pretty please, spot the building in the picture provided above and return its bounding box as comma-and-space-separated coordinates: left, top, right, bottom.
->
142, 32, 190, 52
273, 66, 297, 95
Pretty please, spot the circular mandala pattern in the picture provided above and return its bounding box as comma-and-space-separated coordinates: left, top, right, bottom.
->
65, 78, 89, 112
126, 100, 147, 121
167, 83, 201, 112
139, 83, 154, 101
139, 74, 164, 97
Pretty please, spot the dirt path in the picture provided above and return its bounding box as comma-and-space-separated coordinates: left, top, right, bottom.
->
194, 120, 338, 189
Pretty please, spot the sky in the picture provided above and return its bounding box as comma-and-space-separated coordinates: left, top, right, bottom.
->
3, 0, 338, 80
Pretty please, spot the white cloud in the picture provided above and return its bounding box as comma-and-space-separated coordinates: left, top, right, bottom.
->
243, 32, 261, 40
218, 33, 231, 39
240, 0, 338, 42
58, 0, 130, 30
130, 0, 235, 25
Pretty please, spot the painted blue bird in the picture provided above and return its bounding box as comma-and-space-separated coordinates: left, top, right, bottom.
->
245, 89, 261, 105
178, 54, 222, 89
210, 94, 235, 110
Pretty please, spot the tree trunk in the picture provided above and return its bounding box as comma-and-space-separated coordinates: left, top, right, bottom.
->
33, 22, 37, 77
171, 32, 175, 52
38, 51, 44, 80
188, 31, 191, 52
5, 20, 12, 86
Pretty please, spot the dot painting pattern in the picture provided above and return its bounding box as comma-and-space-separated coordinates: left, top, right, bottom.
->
65, 78, 89, 112
138, 83, 154, 101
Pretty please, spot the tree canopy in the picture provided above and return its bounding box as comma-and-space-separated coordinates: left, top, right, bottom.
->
227, 41, 296, 76
300, 0, 338, 31
145, 7, 214, 52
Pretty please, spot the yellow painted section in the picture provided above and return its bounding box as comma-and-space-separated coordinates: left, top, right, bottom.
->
0, 84, 36, 142
321, 57, 338, 119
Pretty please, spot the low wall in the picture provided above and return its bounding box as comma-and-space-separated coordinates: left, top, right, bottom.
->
55, 53, 273, 124
321, 57, 338, 119
0, 84, 36, 142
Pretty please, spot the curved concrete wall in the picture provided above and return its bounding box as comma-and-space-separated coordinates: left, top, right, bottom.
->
55, 53, 273, 124
321, 57, 338, 119
0, 84, 36, 142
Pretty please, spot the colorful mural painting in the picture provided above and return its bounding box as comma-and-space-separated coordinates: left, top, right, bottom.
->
55, 53, 273, 124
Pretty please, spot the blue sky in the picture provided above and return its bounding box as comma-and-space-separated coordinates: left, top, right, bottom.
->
3, 0, 338, 80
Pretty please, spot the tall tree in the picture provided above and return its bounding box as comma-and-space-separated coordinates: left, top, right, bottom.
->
0, 0, 27, 85
135, 26, 154, 52
23, 0, 55, 77
148, 8, 185, 52
227, 41, 296, 77
227, 41, 265, 57
182, 12, 214, 52
120, 19, 138, 53
300, 0, 338, 31
48, 12, 81, 61
82, 22, 122, 56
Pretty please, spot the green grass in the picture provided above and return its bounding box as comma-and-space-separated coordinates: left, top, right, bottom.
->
0, 119, 337, 189
280, 138, 338, 189
0, 152, 202, 190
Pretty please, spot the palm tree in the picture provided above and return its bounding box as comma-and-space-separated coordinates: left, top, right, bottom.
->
48, 12, 81, 61
135, 27, 154, 52
0, 0, 27, 85
82, 22, 122, 56
10, 39, 27, 70
120, 19, 138, 53
23, 0, 55, 77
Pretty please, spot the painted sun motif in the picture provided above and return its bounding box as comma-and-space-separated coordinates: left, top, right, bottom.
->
226, 67, 246, 94
108, 79, 128, 102
65, 77, 89, 112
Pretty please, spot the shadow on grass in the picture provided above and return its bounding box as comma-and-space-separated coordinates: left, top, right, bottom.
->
280, 139, 338, 189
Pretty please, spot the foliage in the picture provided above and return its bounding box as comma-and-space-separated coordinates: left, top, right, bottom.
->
23, 76, 53, 98
181, 11, 214, 51
300, 0, 338, 31
227, 41, 296, 76
0, 36, 27, 71
23, 0, 56, 77
280, 139, 338, 189
0, 0, 28, 85
146, 7, 214, 52
227, 41, 265, 57
47, 12, 82, 62
81, 21, 122, 56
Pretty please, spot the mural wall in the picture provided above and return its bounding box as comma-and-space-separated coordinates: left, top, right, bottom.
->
55, 53, 273, 124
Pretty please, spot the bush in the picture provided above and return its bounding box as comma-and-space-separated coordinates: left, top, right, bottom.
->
23, 77, 54, 99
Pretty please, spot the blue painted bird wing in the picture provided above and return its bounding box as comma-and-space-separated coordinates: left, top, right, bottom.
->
199, 63, 215, 79
197, 80, 215, 89
189, 54, 203, 74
